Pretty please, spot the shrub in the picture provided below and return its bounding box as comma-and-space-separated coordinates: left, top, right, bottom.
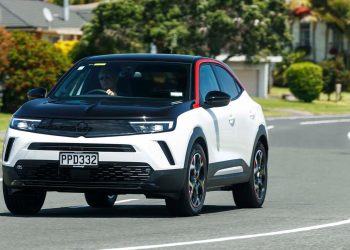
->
319, 57, 350, 99
286, 62, 324, 103
272, 51, 306, 87
2, 32, 71, 112
0, 27, 12, 77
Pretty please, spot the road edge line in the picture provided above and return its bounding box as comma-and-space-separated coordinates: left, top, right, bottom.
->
101, 218, 350, 250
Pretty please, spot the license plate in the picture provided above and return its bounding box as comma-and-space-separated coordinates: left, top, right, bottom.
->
59, 152, 98, 168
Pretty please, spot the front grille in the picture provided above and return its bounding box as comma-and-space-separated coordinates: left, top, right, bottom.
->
35, 119, 135, 137
14, 160, 153, 183
28, 143, 135, 152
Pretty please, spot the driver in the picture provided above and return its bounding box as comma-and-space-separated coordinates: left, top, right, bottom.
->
98, 66, 119, 96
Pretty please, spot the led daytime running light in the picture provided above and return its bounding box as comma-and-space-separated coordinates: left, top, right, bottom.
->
129, 121, 174, 133
10, 118, 42, 132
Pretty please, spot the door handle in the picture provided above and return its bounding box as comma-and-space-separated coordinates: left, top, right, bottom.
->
249, 110, 256, 120
229, 115, 235, 126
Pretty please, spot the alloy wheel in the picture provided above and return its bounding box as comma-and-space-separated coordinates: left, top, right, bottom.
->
188, 152, 205, 208
253, 149, 266, 200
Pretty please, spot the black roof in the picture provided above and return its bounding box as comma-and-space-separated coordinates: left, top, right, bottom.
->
86, 54, 206, 63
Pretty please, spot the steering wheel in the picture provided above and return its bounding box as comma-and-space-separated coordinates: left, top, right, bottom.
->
86, 89, 108, 95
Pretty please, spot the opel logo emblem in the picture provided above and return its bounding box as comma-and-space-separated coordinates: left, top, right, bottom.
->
76, 121, 89, 135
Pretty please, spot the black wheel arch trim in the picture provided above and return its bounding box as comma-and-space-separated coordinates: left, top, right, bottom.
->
248, 124, 269, 182
185, 127, 208, 165
179, 127, 208, 187
254, 124, 269, 155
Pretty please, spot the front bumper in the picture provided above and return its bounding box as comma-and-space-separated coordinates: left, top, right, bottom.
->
2, 127, 192, 196
3, 164, 186, 195
3, 128, 191, 171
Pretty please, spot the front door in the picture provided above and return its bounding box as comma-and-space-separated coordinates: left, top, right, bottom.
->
199, 63, 236, 160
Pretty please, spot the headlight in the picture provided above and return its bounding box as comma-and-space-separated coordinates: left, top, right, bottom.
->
10, 118, 41, 132
129, 121, 174, 133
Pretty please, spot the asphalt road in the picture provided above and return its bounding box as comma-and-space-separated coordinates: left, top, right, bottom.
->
1, 115, 350, 250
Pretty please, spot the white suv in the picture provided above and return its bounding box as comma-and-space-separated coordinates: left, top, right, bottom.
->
2, 54, 268, 216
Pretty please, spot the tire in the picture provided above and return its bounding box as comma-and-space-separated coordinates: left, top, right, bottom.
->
84, 193, 117, 208
3, 181, 46, 215
233, 142, 268, 208
166, 143, 207, 216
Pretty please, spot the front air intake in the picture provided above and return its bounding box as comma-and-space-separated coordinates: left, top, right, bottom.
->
157, 141, 175, 165
28, 143, 135, 152
4, 137, 15, 162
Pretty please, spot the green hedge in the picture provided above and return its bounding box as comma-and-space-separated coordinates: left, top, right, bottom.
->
286, 62, 324, 103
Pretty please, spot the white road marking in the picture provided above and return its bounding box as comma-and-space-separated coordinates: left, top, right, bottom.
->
267, 114, 350, 121
68, 199, 139, 209
114, 199, 138, 204
0, 178, 2, 182
300, 119, 350, 125
267, 125, 274, 130
102, 218, 350, 250
348, 132, 350, 140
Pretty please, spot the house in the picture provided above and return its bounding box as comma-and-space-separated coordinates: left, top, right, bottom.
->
0, 0, 85, 42
290, 5, 350, 63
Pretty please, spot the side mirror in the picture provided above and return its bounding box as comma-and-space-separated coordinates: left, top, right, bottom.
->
204, 91, 231, 108
27, 88, 47, 101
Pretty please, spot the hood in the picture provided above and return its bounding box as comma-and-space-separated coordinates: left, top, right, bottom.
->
14, 98, 193, 120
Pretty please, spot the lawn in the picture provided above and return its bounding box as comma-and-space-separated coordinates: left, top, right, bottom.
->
0, 113, 12, 131
0, 113, 12, 155
254, 87, 350, 117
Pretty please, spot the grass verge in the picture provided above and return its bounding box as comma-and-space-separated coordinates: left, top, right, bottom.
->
255, 87, 350, 117
0, 113, 12, 155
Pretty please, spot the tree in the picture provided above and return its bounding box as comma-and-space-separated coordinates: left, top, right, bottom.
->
2, 32, 71, 112
71, 0, 291, 62
320, 57, 350, 99
70, 0, 145, 60
0, 27, 12, 79
206, 0, 291, 61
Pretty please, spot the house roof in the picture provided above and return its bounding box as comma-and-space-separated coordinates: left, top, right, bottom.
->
0, 0, 85, 30
73, 9, 94, 22
70, 2, 98, 22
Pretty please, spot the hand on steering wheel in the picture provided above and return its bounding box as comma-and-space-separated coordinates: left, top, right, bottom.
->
106, 89, 116, 96
86, 89, 108, 95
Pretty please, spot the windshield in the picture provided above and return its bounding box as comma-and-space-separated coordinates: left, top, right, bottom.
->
50, 61, 191, 101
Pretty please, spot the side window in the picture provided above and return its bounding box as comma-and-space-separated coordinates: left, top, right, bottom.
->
213, 65, 241, 99
199, 64, 220, 101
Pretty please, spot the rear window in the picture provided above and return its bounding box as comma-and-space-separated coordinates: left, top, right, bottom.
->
50, 61, 191, 100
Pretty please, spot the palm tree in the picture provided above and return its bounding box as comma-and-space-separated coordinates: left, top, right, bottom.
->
311, 0, 348, 60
